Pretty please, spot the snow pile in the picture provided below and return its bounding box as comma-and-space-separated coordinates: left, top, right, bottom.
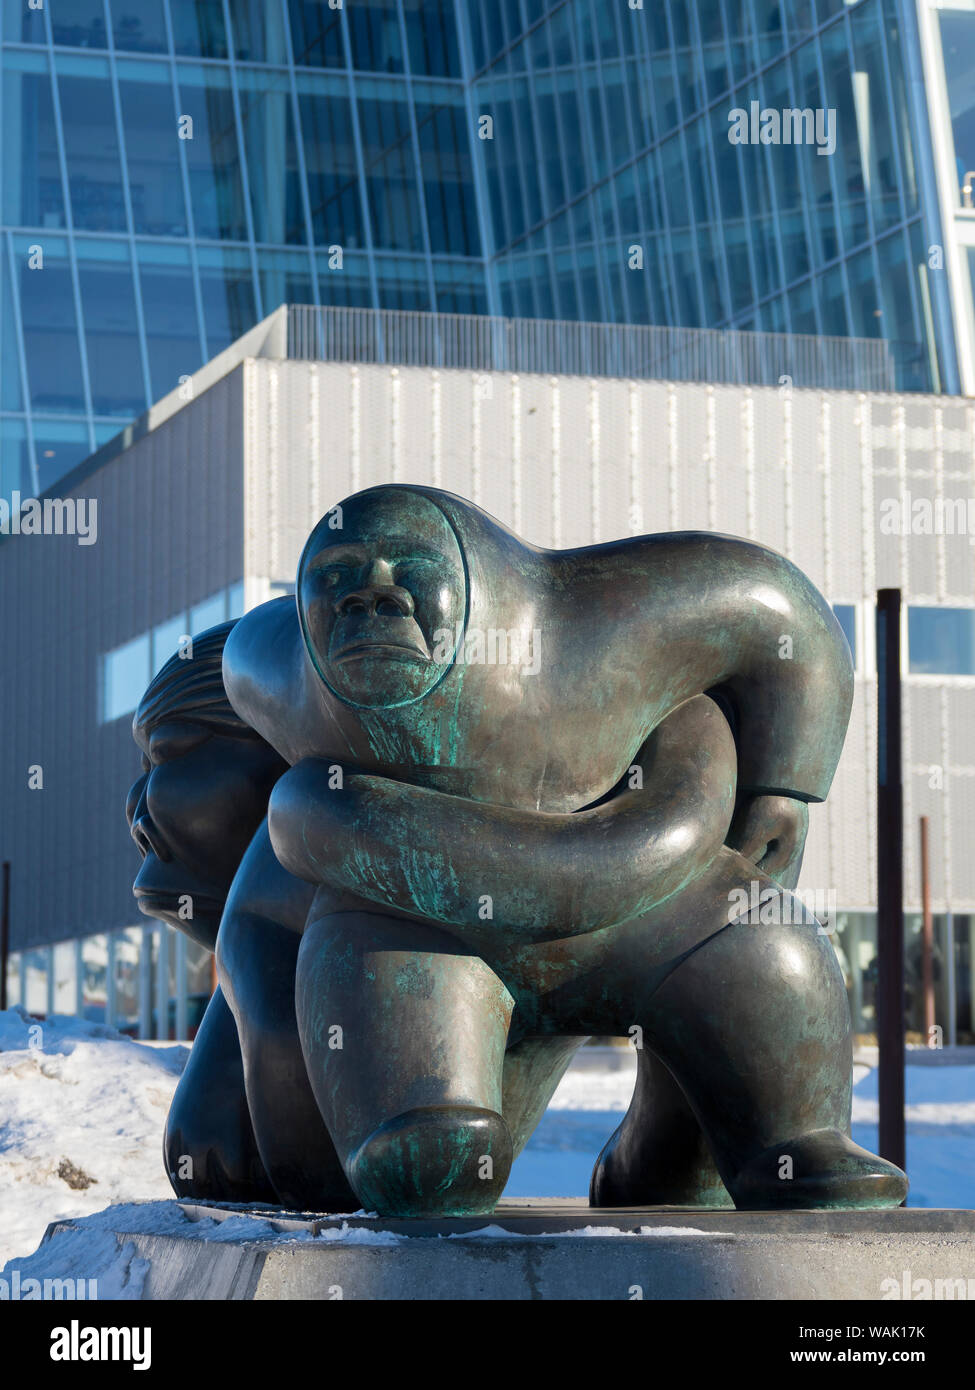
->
0, 1007, 187, 1266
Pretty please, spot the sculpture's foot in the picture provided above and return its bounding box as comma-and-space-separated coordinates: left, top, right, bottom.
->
590, 1121, 733, 1209
265, 1164, 359, 1215
348, 1105, 512, 1217
728, 1128, 908, 1210
165, 1124, 279, 1206
589, 1047, 733, 1209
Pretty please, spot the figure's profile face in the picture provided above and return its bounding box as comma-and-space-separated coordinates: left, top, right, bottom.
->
126, 721, 282, 948
298, 490, 467, 709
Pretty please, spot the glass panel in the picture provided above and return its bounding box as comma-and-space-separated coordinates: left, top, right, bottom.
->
315, 248, 373, 306
535, 90, 566, 215
169, 0, 228, 59
908, 607, 975, 676
3, 3, 46, 41
33, 420, 91, 490
1, 253, 23, 412
177, 68, 249, 241
103, 632, 150, 721
849, 0, 902, 233
117, 64, 188, 237
752, 0, 787, 63
258, 249, 314, 315
49, 0, 108, 48
875, 228, 926, 392
403, 0, 460, 77
15, 237, 87, 412
373, 255, 430, 311
112, 0, 167, 53
820, 21, 868, 252
939, 10, 975, 209
816, 262, 850, 338
299, 86, 365, 250
833, 911, 877, 1036
648, 49, 678, 139
287, 0, 344, 68
432, 260, 488, 315
699, 1, 730, 101
1, 55, 67, 230
76, 242, 147, 416
846, 245, 882, 339
196, 246, 257, 355
53, 941, 78, 1014
882, 0, 918, 216
138, 243, 203, 404
4, 954, 21, 1009
23, 949, 49, 1017
57, 56, 126, 232
238, 69, 306, 245
790, 39, 840, 268
357, 85, 424, 250
349, 0, 405, 74
416, 102, 481, 257
760, 58, 810, 286
186, 939, 213, 1038
668, 229, 702, 326
113, 929, 143, 1036
229, 0, 287, 64
788, 277, 818, 335
80, 934, 108, 1023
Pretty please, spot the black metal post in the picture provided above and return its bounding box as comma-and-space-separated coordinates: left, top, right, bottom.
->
876, 589, 906, 1171
0, 862, 10, 1011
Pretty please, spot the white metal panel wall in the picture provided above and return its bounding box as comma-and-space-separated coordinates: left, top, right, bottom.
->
243, 364, 975, 911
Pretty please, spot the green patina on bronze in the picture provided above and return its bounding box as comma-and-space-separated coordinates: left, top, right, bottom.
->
217, 485, 908, 1218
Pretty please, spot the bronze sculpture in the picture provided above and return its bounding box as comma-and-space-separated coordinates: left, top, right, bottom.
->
130, 486, 908, 1218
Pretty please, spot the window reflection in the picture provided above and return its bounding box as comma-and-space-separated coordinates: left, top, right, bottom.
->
77, 245, 148, 416
939, 10, 975, 208
909, 607, 975, 676
57, 60, 126, 233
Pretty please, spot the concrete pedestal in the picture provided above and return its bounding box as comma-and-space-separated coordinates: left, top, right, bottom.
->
35, 1201, 975, 1301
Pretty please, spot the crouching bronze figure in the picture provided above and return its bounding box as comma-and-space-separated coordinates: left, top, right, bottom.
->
129, 485, 908, 1218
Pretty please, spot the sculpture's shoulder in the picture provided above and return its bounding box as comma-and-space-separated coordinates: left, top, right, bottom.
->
223, 597, 323, 765
595, 529, 843, 648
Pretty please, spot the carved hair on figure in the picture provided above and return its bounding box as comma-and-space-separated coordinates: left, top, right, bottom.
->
133, 619, 266, 744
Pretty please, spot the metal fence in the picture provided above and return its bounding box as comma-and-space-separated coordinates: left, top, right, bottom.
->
287, 304, 899, 392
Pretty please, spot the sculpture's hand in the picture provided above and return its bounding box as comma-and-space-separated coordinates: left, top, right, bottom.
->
724, 793, 809, 891
267, 694, 737, 949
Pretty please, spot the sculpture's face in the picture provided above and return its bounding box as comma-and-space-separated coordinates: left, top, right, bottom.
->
298, 491, 467, 709
126, 721, 281, 941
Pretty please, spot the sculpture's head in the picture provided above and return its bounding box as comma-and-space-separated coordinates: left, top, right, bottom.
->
126, 621, 286, 951
297, 488, 468, 709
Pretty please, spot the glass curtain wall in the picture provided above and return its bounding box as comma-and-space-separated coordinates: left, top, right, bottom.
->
473, 0, 936, 393
0, 2, 951, 497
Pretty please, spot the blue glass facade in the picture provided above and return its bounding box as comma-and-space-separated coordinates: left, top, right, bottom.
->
471, 0, 941, 392
0, 0, 955, 498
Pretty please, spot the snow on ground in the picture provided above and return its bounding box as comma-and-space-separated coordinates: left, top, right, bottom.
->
506, 1048, 975, 1209
0, 1009, 972, 1272
0, 1008, 187, 1266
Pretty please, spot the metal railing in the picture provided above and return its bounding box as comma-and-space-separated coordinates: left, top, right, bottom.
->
287, 304, 899, 392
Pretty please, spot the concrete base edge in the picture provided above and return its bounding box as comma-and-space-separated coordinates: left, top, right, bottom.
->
30, 1202, 975, 1301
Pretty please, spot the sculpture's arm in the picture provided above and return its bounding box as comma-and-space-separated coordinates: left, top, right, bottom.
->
267, 694, 737, 948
